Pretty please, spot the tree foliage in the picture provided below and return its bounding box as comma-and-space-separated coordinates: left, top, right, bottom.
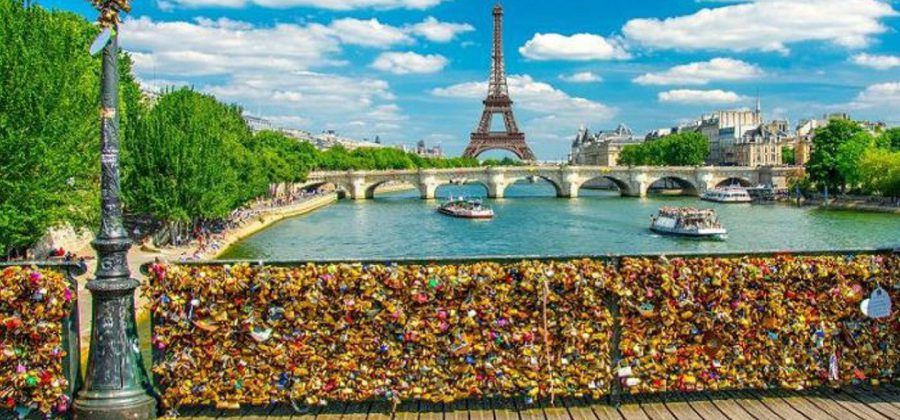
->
122, 88, 258, 223
805, 119, 900, 196
0, 1, 139, 255
315, 146, 480, 171
618, 132, 708, 166
858, 148, 900, 197
806, 119, 866, 192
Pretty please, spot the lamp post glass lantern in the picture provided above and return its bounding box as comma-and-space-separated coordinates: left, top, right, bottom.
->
73, 2, 157, 418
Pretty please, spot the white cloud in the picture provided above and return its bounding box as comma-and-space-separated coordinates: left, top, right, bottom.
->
623, 0, 898, 53
658, 89, 747, 104
121, 17, 344, 76
432, 75, 616, 140
408, 17, 474, 43
634, 58, 763, 86
559, 72, 603, 83
519, 33, 631, 61
324, 18, 412, 47
158, 0, 445, 10
371, 52, 448, 74
121, 16, 408, 139
848, 82, 900, 111
851, 53, 900, 70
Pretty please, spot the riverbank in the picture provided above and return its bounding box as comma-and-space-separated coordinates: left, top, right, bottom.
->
785, 196, 900, 215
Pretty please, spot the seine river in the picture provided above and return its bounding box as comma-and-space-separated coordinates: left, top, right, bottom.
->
221, 182, 899, 260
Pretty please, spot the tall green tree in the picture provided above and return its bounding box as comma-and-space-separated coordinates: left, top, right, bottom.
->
806, 119, 865, 192
858, 148, 900, 197
122, 88, 255, 226
834, 131, 875, 191
0, 1, 139, 255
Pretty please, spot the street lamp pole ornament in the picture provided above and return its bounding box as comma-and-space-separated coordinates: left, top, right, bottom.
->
91, 0, 130, 28
74, 0, 157, 418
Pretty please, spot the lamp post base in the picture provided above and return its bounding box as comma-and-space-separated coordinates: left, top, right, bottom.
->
73, 389, 156, 420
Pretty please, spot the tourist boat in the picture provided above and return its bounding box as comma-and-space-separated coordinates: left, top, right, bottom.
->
650, 207, 727, 240
701, 186, 752, 203
437, 197, 494, 219
746, 185, 776, 204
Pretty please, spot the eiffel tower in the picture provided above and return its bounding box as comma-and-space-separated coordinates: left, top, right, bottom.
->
462, 2, 536, 161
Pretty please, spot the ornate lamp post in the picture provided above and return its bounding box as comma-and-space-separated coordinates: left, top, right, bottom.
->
74, 1, 157, 418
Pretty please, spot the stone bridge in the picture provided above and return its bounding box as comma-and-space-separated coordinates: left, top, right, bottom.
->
308, 165, 802, 200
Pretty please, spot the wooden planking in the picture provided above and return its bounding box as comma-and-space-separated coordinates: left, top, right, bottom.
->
366, 400, 393, 420
589, 400, 624, 420
843, 387, 900, 419
468, 398, 493, 420
268, 404, 298, 419
418, 401, 443, 420
676, 394, 725, 420
544, 397, 570, 420
661, 394, 702, 420
316, 402, 347, 420
563, 397, 597, 420
744, 390, 806, 420
813, 389, 890, 420
635, 393, 676, 420
861, 384, 900, 411
773, 389, 838, 419
238, 405, 276, 420
175, 387, 900, 419
393, 400, 419, 420
703, 394, 755, 420
723, 391, 784, 420
518, 397, 546, 420
615, 395, 650, 420
444, 399, 468, 420
793, 390, 866, 420
342, 402, 371, 420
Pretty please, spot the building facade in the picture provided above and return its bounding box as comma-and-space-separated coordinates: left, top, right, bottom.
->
570, 124, 643, 166
700, 107, 763, 165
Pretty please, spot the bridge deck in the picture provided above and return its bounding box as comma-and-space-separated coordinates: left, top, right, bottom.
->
174, 384, 900, 419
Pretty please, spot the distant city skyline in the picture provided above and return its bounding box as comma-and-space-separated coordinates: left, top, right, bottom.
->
46, 0, 900, 159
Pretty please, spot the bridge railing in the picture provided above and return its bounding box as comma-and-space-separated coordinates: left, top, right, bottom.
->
142, 248, 897, 414
0, 261, 85, 418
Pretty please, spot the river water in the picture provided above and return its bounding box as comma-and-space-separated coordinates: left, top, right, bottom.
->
220, 182, 899, 260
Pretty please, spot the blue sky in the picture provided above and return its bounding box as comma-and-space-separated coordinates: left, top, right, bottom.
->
44, 0, 900, 159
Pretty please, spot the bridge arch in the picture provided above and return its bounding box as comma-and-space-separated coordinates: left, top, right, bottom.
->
433, 179, 491, 198
577, 175, 635, 197
363, 180, 416, 199
715, 177, 753, 188
305, 181, 351, 199
501, 175, 563, 197
645, 176, 699, 197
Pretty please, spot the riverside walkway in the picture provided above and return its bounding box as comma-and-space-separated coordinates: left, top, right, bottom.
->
177, 385, 900, 419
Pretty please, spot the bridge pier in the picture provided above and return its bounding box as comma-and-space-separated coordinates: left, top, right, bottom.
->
420, 183, 438, 200
349, 176, 367, 201
487, 183, 506, 199
559, 181, 578, 198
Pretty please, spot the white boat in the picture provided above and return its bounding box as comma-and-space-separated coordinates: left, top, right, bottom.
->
437, 197, 494, 219
650, 207, 727, 240
701, 186, 752, 203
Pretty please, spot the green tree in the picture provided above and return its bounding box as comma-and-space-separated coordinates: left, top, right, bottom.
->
0, 1, 140, 255
858, 148, 900, 197
122, 88, 255, 232
806, 119, 865, 192
879, 127, 900, 152
834, 131, 875, 191
782, 147, 796, 165
617, 132, 707, 166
